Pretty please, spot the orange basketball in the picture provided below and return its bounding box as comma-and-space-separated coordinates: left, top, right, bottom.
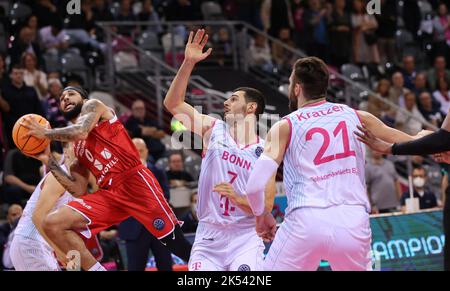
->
12, 114, 51, 155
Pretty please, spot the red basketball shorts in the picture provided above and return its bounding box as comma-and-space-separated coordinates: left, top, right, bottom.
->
66, 166, 180, 239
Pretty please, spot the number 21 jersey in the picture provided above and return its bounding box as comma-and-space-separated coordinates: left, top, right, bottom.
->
282, 100, 369, 215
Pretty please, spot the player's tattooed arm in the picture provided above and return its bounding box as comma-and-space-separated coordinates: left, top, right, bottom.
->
48, 155, 89, 197
43, 99, 107, 141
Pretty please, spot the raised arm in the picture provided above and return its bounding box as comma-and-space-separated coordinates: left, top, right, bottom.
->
22, 99, 109, 142
163, 29, 216, 138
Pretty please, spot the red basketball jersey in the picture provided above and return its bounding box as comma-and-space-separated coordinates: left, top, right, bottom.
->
74, 116, 142, 188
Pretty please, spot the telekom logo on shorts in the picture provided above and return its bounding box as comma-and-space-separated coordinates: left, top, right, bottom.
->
191, 262, 202, 271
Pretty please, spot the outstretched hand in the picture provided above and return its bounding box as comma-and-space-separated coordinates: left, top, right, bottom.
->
20, 116, 49, 139
184, 29, 213, 64
354, 124, 393, 154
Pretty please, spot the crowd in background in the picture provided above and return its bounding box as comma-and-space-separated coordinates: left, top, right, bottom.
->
1, 0, 450, 270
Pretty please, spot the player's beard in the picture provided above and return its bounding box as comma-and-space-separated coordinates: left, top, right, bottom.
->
62, 102, 83, 121
289, 90, 298, 112
224, 105, 247, 125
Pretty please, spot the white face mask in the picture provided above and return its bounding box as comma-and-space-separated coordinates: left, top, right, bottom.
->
413, 177, 425, 188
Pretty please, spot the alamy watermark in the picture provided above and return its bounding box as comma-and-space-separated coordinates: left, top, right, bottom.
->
66, 0, 81, 15
366, 0, 381, 15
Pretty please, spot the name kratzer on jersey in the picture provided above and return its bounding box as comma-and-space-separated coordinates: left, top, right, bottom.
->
296, 105, 344, 122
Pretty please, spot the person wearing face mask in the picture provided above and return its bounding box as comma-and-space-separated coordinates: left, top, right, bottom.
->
400, 166, 438, 212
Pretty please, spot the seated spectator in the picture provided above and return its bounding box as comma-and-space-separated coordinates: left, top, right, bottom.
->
0, 65, 44, 149
412, 72, 430, 97
21, 52, 48, 100
43, 78, 67, 129
166, 152, 194, 188
180, 190, 198, 233
395, 92, 426, 135
365, 149, 402, 214
39, 18, 69, 54
401, 55, 417, 90
1, 149, 42, 206
389, 71, 410, 108
0, 204, 23, 270
418, 91, 444, 127
9, 26, 43, 67
427, 55, 450, 92
124, 99, 166, 161
433, 77, 450, 115
133, 138, 170, 199
248, 33, 274, 72
411, 155, 444, 203
138, 0, 163, 34
367, 78, 395, 126
400, 167, 438, 211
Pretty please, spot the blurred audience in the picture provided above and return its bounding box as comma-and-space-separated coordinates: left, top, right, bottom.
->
395, 92, 425, 135
400, 167, 438, 212
351, 0, 379, 65
166, 152, 194, 188
1, 65, 44, 149
124, 99, 166, 161
0, 204, 22, 270
21, 52, 48, 100
432, 77, 450, 115
365, 150, 402, 214
180, 190, 199, 233
1, 149, 41, 206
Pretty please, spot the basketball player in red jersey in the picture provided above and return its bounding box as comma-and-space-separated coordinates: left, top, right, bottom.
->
21, 86, 192, 271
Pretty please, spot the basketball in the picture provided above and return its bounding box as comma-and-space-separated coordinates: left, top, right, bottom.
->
12, 114, 50, 156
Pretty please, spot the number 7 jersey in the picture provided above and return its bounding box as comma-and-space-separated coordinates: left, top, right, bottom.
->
197, 120, 265, 228
282, 100, 370, 215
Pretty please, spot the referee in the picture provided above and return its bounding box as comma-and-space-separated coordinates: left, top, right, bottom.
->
355, 114, 450, 270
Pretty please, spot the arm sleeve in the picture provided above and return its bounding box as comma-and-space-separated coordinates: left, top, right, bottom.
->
244, 154, 279, 216
392, 129, 450, 155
